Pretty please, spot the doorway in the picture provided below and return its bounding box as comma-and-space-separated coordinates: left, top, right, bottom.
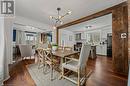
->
57, 2, 128, 75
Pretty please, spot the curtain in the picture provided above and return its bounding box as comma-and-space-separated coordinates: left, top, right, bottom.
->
3, 17, 14, 82
16, 30, 26, 44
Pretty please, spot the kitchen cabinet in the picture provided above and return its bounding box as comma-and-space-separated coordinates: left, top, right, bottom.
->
75, 33, 81, 40
96, 44, 107, 55
81, 32, 86, 39
75, 32, 86, 40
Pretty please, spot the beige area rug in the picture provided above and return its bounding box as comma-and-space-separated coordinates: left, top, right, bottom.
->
27, 64, 77, 86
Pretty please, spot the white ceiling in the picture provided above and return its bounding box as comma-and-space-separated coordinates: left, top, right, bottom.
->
13, 23, 46, 33
63, 14, 112, 32
16, 0, 126, 26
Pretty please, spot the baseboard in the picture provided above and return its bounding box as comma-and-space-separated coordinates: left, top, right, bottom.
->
1, 76, 10, 85
96, 54, 107, 56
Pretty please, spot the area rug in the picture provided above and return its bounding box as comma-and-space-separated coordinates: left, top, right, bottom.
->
27, 64, 76, 86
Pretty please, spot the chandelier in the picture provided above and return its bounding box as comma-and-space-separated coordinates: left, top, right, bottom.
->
50, 7, 72, 29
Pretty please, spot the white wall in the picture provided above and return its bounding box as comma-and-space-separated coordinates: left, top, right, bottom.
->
59, 29, 75, 47
0, 17, 4, 84
52, 29, 57, 43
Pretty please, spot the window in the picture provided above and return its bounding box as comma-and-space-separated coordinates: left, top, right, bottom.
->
25, 32, 37, 44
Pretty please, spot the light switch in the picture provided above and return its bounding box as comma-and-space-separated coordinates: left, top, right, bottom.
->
121, 33, 127, 38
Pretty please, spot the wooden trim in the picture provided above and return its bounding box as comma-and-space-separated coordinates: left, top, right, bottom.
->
57, 2, 127, 29
56, 28, 59, 44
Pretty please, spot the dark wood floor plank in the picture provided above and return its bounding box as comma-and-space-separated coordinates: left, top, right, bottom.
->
4, 56, 128, 86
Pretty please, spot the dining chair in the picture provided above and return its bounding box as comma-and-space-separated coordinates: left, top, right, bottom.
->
19, 45, 34, 60
37, 48, 45, 69
37, 43, 48, 49
61, 44, 92, 86
43, 49, 59, 80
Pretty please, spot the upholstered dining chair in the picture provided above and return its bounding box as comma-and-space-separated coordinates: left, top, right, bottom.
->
19, 45, 34, 60
61, 44, 92, 86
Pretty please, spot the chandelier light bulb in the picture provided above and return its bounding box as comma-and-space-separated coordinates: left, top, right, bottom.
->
68, 10, 72, 14
58, 16, 62, 19
50, 16, 53, 19
60, 21, 63, 25
53, 26, 57, 29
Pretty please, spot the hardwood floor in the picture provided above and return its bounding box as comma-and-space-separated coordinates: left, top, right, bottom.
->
4, 56, 128, 86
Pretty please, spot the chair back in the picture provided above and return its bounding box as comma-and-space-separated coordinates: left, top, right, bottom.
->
19, 45, 33, 57
37, 43, 48, 49
78, 44, 91, 69
43, 49, 52, 62
37, 48, 44, 59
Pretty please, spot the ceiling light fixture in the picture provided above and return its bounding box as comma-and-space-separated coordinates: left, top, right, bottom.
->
85, 26, 92, 29
50, 7, 72, 29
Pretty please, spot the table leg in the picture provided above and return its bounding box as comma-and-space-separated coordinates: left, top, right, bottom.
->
59, 57, 64, 79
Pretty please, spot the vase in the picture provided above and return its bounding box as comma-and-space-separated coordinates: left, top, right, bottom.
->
52, 46, 58, 51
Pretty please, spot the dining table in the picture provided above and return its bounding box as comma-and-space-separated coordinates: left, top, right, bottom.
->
52, 49, 79, 64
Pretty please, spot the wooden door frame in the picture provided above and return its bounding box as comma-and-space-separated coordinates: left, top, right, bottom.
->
56, 2, 127, 43
56, 2, 128, 75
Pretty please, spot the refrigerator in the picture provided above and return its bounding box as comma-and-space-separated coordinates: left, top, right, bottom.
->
107, 33, 112, 57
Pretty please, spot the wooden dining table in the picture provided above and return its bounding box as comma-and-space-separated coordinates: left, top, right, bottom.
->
52, 49, 79, 58
52, 49, 79, 63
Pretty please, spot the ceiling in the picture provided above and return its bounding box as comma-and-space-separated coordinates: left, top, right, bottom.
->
16, 0, 126, 26
63, 14, 112, 32
13, 23, 47, 33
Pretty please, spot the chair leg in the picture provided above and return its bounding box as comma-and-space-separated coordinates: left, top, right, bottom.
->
78, 70, 80, 86
62, 66, 64, 78
51, 65, 53, 81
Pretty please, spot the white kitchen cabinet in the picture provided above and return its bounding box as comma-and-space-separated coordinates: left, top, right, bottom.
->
81, 32, 86, 39
96, 45, 101, 55
96, 44, 107, 56
75, 33, 81, 40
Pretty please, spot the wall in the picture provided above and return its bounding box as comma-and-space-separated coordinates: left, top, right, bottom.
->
128, 0, 130, 60
128, 0, 130, 85
112, 4, 128, 74
52, 29, 57, 43
59, 29, 75, 47
0, 17, 4, 84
